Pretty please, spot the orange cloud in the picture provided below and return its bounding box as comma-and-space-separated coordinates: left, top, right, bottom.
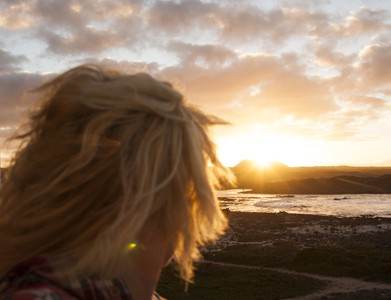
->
0, 1, 36, 29
0, 0, 390, 148
357, 43, 391, 86
314, 44, 353, 67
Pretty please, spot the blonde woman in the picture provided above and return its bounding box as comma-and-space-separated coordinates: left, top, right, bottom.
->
0, 65, 233, 300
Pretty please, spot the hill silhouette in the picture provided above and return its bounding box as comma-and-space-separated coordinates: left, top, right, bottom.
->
231, 160, 391, 194
2, 163, 391, 194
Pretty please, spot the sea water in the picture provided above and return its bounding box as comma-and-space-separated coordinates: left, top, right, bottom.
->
217, 190, 391, 218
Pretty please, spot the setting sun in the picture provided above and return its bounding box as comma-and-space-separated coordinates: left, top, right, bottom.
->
215, 133, 316, 167
253, 158, 276, 169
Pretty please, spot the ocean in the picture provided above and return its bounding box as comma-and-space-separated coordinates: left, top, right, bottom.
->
217, 189, 391, 218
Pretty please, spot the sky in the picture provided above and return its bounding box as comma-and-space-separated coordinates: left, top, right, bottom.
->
0, 0, 391, 167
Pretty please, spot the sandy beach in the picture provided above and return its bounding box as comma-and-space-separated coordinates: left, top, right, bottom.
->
157, 211, 391, 299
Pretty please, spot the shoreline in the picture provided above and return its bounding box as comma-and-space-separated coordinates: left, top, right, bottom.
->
218, 193, 391, 219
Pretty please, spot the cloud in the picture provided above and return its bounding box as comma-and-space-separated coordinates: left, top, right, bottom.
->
0, 72, 44, 127
5, 1, 388, 61
160, 52, 283, 107
254, 71, 336, 118
79, 57, 161, 74
345, 95, 387, 110
218, 6, 327, 44
319, 107, 381, 141
314, 44, 354, 67
33, 0, 141, 28
159, 37, 389, 141
147, 0, 219, 35
167, 41, 236, 67
356, 43, 391, 86
308, 6, 391, 45
37, 26, 131, 55
0, 0, 390, 147
0, 48, 27, 72
0, 0, 143, 55
331, 7, 390, 36
317, 40, 391, 99
147, 2, 329, 46
0, 1, 36, 29
161, 49, 337, 119
34, 0, 142, 54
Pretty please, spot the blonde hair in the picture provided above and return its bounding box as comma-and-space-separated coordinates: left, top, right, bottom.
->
0, 65, 233, 282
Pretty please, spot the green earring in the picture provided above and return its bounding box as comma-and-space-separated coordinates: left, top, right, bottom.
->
127, 242, 137, 250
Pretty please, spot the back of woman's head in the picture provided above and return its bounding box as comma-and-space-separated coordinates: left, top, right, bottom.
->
0, 64, 233, 282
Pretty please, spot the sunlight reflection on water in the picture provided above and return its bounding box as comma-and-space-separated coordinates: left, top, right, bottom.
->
217, 190, 391, 218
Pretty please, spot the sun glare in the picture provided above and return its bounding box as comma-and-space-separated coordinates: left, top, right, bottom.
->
253, 158, 275, 169
216, 133, 315, 167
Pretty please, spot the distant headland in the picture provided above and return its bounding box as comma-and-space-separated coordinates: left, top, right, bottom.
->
2, 163, 391, 194
231, 160, 391, 194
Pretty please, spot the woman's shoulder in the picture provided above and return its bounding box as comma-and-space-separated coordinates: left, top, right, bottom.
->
1, 257, 134, 300
0, 257, 79, 300
2, 283, 79, 299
